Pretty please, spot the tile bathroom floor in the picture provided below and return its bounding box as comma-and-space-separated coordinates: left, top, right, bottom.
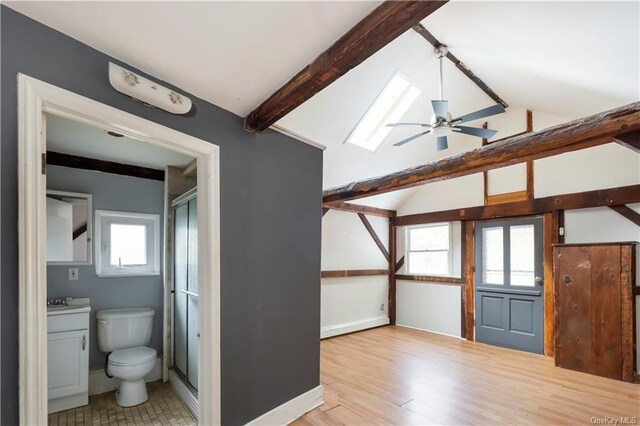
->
48, 381, 196, 425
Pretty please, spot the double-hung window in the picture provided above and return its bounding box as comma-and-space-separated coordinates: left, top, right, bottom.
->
95, 210, 160, 277
406, 223, 452, 276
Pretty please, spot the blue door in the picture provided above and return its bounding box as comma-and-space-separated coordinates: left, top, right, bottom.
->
475, 217, 544, 354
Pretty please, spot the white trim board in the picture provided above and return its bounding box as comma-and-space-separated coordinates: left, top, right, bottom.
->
89, 357, 163, 396
321, 316, 389, 339
246, 385, 323, 426
169, 369, 198, 418
395, 323, 463, 340
17, 74, 221, 425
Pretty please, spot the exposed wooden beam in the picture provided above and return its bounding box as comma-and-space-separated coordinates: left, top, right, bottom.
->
323, 201, 396, 218
395, 184, 640, 226
412, 23, 507, 108
543, 211, 563, 357
72, 223, 87, 241
615, 130, 640, 153
463, 221, 475, 341
460, 221, 468, 339
244, 1, 448, 132
388, 218, 397, 325
609, 204, 640, 227
485, 190, 528, 206
526, 109, 534, 199
321, 269, 389, 278
323, 102, 640, 203
396, 274, 464, 285
47, 151, 164, 181
358, 213, 390, 262
395, 256, 405, 273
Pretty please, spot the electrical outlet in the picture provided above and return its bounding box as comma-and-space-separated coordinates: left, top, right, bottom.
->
69, 268, 79, 281
380, 303, 385, 311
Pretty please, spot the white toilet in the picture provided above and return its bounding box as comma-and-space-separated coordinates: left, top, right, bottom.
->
96, 308, 156, 407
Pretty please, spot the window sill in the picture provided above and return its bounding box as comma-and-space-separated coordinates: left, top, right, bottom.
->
96, 272, 160, 278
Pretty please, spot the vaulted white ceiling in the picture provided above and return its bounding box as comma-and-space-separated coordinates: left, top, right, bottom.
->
5, 1, 381, 116
8, 1, 638, 209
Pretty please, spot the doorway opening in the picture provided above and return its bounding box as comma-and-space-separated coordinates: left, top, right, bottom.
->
18, 74, 220, 425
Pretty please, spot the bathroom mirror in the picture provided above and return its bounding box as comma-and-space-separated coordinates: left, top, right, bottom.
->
46, 190, 93, 265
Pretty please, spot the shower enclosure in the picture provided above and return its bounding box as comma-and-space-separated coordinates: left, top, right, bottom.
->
172, 188, 198, 391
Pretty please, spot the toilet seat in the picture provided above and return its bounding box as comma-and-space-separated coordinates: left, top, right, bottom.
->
109, 347, 156, 366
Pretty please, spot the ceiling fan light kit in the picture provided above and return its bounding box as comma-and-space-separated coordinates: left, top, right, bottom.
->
388, 43, 506, 150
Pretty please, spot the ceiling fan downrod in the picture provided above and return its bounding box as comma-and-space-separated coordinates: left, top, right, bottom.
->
435, 44, 448, 102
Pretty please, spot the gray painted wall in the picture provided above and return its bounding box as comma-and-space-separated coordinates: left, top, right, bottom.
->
1, 6, 322, 425
47, 165, 165, 370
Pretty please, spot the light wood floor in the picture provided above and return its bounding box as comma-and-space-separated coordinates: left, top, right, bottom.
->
48, 380, 195, 425
294, 326, 640, 426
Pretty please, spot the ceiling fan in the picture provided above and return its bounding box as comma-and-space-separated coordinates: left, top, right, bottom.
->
387, 44, 505, 150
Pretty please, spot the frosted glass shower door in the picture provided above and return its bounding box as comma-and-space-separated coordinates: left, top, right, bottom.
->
173, 193, 198, 391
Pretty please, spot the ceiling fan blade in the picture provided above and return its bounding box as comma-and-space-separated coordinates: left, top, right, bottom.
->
431, 100, 449, 120
452, 104, 505, 124
386, 123, 432, 128
393, 130, 431, 147
436, 136, 448, 151
454, 125, 498, 139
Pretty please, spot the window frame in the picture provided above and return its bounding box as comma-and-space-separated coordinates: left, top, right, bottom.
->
405, 222, 453, 276
94, 209, 160, 277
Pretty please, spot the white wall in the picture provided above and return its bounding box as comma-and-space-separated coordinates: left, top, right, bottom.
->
394, 175, 482, 338
392, 110, 640, 349
321, 210, 389, 338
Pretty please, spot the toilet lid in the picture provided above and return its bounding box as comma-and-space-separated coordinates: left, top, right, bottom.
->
109, 347, 156, 366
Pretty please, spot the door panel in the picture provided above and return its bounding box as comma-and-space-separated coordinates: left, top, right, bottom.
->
47, 329, 88, 399
475, 217, 544, 354
173, 203, 189, 377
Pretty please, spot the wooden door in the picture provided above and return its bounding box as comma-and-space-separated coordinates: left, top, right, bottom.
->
554, 245, 622, 380
475, 217, 544, 354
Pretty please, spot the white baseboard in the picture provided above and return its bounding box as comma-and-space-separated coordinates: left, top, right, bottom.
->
246, 385, 323, 426
396, 323, 463, 339
169, 369, 198, 418
88, 356, 163, 396
321, 316, 389, 339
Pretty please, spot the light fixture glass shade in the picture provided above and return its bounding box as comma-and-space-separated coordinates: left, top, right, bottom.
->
109, 63, 192, 115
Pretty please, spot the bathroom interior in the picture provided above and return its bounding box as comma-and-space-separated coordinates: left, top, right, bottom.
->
45, 113, 200, 422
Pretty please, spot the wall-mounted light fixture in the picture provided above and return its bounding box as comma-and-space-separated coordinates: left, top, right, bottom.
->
108, 62, 194, 115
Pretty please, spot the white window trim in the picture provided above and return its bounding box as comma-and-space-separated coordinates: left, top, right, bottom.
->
405, 222, 453, 276
95, 210, 160, 277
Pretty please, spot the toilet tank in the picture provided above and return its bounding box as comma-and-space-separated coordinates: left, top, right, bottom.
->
96, 308, 155, 352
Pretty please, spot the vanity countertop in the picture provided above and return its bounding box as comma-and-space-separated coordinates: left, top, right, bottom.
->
47, 297, 91, 316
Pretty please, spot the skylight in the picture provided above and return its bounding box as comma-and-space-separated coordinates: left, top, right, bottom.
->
345, 71, 421, 152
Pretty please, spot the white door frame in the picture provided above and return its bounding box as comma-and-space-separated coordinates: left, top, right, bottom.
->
17, 74, 221, 425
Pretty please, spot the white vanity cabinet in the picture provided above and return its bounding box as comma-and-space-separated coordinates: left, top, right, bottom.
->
47, 301, 91, 414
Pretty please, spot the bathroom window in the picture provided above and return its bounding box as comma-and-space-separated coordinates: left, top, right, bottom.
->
95, 210, 160, 277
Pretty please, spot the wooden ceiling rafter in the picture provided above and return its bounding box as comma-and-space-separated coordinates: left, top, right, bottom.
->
323, 102, 640, 204
614, 130, 640, 153
412, 23, 508, 108
244, 1, 448, 133
608, 205, 640, 227
395, 184, 640, 226
323, 201, 396, 218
